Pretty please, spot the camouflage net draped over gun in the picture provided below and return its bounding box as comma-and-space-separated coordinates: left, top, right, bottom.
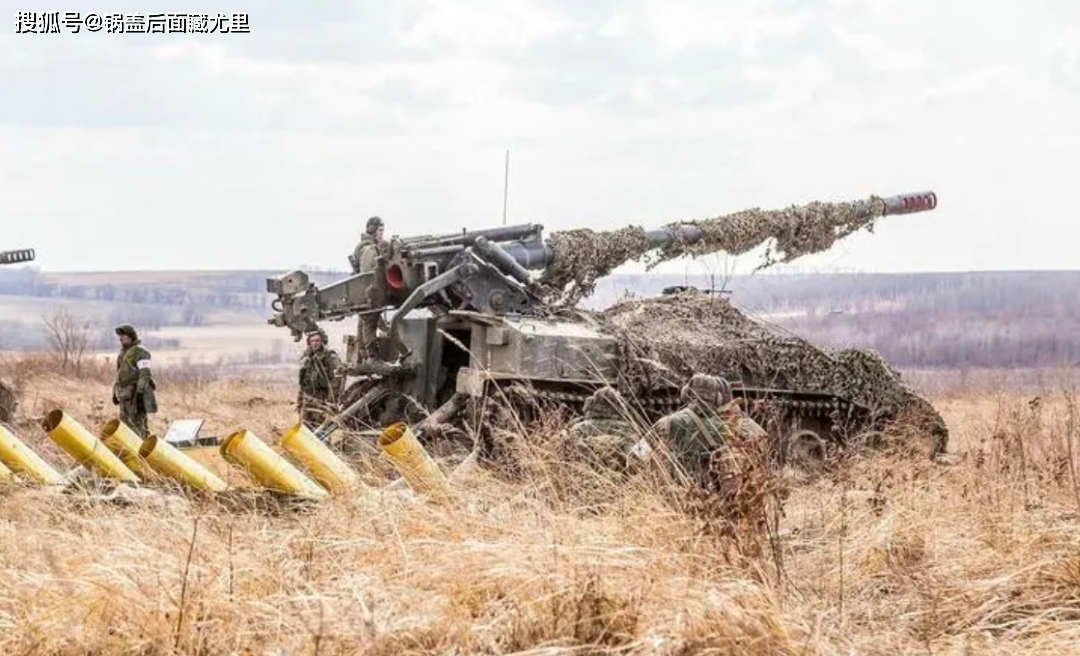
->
538, 226, 650, 308
539, 195, 888, 306
597, 292, 948, 446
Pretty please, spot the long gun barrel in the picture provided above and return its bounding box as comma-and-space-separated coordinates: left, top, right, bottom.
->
639, 191, 936, 253
391, 190, 937, 274
536, 190, 938, 303
0, 249, 35, 265
267, 190, 938, 342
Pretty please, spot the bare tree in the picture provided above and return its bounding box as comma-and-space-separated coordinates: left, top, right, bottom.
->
41, 306, 93, 374
698, 252, 735, 297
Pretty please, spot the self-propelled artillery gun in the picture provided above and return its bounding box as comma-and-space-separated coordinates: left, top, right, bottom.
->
266, 191, 946, 466
0, 248, 37, 422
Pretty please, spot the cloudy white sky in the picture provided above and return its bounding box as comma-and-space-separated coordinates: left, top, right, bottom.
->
1, 0, 1077, 276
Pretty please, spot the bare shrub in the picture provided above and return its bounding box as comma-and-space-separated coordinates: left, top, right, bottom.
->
40, 306, 93, 376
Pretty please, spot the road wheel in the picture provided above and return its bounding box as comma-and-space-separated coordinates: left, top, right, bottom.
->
786, 429, 826, 473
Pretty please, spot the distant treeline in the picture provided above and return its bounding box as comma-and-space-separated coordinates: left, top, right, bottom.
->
3, 267, 1080, 369
0, 268, 348, 311
595, 271, 1080, 370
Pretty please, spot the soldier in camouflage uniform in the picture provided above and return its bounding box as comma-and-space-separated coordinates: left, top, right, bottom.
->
297, 329, 345, 429
567, 386, 642, 474
350, 216, 386, 363
720, 396, 768, 442
653, 374, 736, 488
111, 324, 157, 438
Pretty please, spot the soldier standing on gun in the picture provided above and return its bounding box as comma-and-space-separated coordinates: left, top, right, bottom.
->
350, 216, 386, 363
297, 329, 344, 429
112, 324, 157, 438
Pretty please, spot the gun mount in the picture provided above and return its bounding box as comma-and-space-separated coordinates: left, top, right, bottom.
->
0, 249, 35, 266
267, 190, 947, 469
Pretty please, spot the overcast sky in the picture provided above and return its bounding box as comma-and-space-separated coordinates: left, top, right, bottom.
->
2, 0, 1077, 276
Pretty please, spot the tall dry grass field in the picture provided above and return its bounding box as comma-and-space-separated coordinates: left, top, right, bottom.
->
2, 353, 1080, 655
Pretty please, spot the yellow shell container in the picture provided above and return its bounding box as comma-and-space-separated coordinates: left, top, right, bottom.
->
139, 434, 230, 492
279, 423, 361, 494
99, 418, 156, 480
0, 459, 12, 482
378, 423, 455, 502
0, 422, 66, 485
220, 428, 328, 499
41, 409, 139, 483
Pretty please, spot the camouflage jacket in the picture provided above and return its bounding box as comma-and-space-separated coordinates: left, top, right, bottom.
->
569, 417, 634, 441
655, 407, 733, 477
567, 418, 639, 469
299, 348, 344, 398
113, 341, 157, 412
352, 235, 379, 275
720, 400, 767, 442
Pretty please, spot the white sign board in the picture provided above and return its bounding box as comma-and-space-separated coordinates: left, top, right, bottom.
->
163, 419, 205, 445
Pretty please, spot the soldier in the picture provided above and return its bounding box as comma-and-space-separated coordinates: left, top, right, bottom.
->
351, 216, 386, 363
567, 386, 643, 474
720, 395, 769, 442
653, 373, 736, 488
112, 324, 157, 438
297, 329, 345, 429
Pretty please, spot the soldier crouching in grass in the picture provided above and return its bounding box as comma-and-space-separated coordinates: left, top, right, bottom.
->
650, 374, 783, 537
112, 324, 157, 438
653, 374, 737, 489
297, 329, 345, 429
566, 386, 643, 476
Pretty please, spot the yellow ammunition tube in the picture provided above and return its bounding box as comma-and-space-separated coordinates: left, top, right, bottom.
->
279, 423, 361, 494
0, 422, 65, 485
139, 434, 229, 492
220, 428, 328, 499
378, 423, 455, 501
99, 418, 155, 480
41, 409, 139, 483
0, 459, 12, 481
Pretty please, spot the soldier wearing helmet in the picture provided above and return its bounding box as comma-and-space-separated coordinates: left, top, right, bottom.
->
567, 386, 645, 474
112, 324, 157, 438
350, 216, 386, 363
297, 328, 344, 429
653, 373, 735, 487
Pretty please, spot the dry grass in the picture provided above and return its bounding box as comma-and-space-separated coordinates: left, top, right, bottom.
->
2, 352, 1080, 654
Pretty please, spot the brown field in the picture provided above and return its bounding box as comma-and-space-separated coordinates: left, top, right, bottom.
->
0, 294, 353, 368
149, 321, 356, 367
2, 351, 1079, 655
0, 294, 257, 323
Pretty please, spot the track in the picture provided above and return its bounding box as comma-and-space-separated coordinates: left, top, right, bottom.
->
336, 372, 873, 445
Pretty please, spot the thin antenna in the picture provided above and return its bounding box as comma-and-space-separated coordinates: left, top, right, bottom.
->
502, 149, 510, 225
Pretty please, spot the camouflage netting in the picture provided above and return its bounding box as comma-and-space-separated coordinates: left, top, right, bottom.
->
538, 226, 651, 307
538, 195, 888, 306
595, 292, 948, 446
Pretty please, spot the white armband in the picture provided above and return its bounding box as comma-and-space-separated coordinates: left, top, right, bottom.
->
136, 359, 152, 370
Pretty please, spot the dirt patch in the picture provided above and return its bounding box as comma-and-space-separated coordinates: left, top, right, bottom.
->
538, 195, 888, 306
